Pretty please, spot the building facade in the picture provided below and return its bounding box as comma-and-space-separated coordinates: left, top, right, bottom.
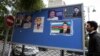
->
48, 0, 66, 7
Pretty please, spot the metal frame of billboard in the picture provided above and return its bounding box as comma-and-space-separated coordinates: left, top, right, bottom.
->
11, 3, 85, 55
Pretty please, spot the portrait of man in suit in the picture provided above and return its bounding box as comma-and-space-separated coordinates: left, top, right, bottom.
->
60, 22, 70, 34
72, 7, 82, 17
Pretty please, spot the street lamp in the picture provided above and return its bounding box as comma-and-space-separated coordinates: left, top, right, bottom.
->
84, 6, 96, 21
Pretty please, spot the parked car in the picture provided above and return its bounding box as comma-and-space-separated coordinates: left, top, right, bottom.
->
11, 44, 39, 56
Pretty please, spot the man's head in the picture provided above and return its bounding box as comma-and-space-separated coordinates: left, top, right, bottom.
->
49, 10, 56, 18
86, 21, 98, 32
63, 22, 68, 29
74, 7, 80, 13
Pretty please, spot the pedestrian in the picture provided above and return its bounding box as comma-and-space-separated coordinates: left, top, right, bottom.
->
86, 21, 100, 56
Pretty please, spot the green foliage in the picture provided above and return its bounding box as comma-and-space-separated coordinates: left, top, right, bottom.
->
0, 0, 8, 16
0, 16, 4, 27
16, 0, 45, 12
0, 0, 45, 15
0, 29, 4, 40
0, 0, 45, 41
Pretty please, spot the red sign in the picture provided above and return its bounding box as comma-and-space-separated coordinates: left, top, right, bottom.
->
6, 16, 14, 28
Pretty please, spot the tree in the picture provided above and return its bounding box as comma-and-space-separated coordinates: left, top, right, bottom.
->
15, 0, 45, 12
0, 0, 45, 15
0, 0, 9, 15
0, 0, 45, 41
0, 0, 8, 40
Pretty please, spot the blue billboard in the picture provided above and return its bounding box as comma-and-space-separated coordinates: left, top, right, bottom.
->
12, 4, 84, 51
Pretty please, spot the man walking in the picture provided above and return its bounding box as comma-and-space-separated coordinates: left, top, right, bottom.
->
86, 21, 100, 56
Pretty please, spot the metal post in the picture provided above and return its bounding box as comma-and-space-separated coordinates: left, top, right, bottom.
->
1, 29, 9, 56
21, 45, 25, 56
87, 7, 90, 21
60, 50, 64, 56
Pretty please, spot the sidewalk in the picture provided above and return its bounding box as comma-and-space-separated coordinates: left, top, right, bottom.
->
0, 42, 10, 56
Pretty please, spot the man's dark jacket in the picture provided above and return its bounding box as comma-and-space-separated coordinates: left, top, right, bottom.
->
87, 31, 100, 56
